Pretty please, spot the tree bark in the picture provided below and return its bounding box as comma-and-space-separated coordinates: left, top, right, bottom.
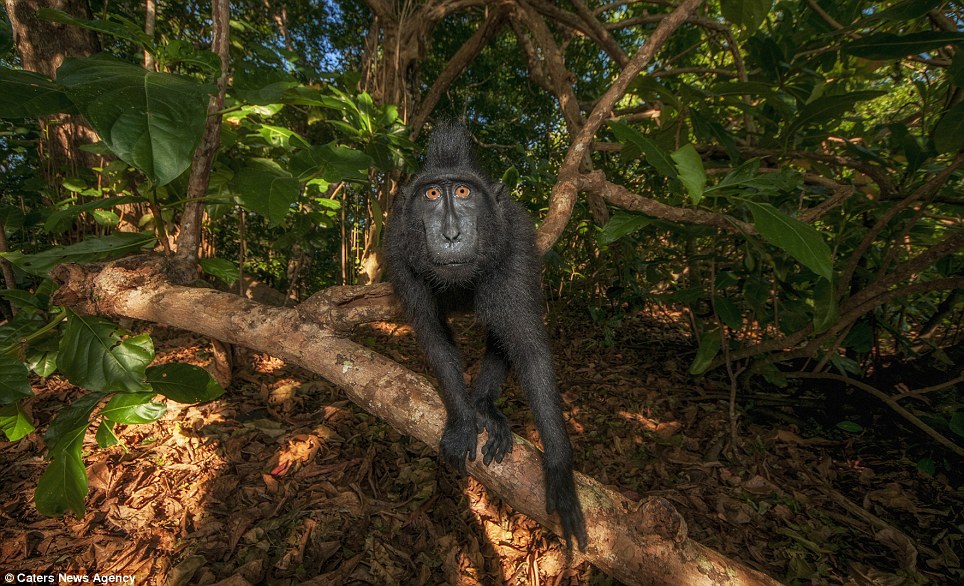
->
51, 256, 781, 586
6, 0, 101, 184
175, 0, 230, 263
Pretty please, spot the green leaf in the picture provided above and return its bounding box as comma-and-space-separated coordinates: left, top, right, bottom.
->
949, 52, 964, 87
57, 56, 214, 186
0, 232, 154, 277
720, 0, 772, 30
609, 121, 679, 179
199, 258, 240, 285
715, 297, 742, 330
843, 32, 964, 60
147, 363, 225, 403
44, 392, 103, 449
812, 278, 839, 334
949, 411, 964, 438
44, 195, 145, 234
599, 213, 653, 245
95, 420, 119, 448
290, 142, 374, 182
785, 91, 885, 138
879, 0, 946, 21
0, 289, 45, 310
0, 67, 74, 118
743, 201, 834, 280
933, 102, 964, 153
0, 355, 32, 405
836, 420, 864, 433
37, 8, 155, 51
57, 312, 153, 393
100, 392, 166, 424
0, 402, 35, 441
671, 145, 706, 205
501, 166, 520, 191
235, 159, 300, 226
689, 329, 722, 375
28, 350, 58, 377
35, 430, 88, 516
233, 60, 299, 105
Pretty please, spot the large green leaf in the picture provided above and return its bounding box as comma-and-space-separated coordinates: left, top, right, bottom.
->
933, 102, 964, 153
44, 391, 104, 449
100, 392, 166, 424
57, 56, 214, 186
598, 213, 653, 245
0, 232, 154, 276
743, 201, 834, 280
720, 0, 772, 30
844, 32, 964, 60
0, 355, 32, 405
147, 363, 225, 403
0, 68, 74, 118
235, 159, 300, 226
58, 312, 153, 393
608, 121, 679, 179
198, 258, 240, 285
671, 145, 707, 205
35, 430, 88, 516
0, 402, 35, 441
689, 329, 722, 375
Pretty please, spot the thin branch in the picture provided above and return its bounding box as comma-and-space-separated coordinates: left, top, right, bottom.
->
410, 6, 508, 139
578, 170, 754, 234
176, 0, 230, 262
839, 154, 964, 300
536, 0, 706, 254
787, 372, 964, 458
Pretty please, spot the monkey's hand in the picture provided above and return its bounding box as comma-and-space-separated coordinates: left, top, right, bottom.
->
439, 418, 478, 475
474, 400, 513, 465
545, 466, 588, 551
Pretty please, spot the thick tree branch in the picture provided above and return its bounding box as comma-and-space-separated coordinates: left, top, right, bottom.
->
536, 0, 705, 254
50, 256, 780, 586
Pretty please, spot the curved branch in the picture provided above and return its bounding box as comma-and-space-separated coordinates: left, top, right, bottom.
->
536, 0, 706, 254
578, 170, 755, 234
787, 372, 964, 458
410, 5, 509, 139
50, 256, 781, 586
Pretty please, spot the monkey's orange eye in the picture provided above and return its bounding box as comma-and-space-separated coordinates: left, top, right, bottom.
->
455, 185, 471, 198
425, 187, 441, 200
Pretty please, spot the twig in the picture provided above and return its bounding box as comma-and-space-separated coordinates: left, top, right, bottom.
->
786, 372, 964, 458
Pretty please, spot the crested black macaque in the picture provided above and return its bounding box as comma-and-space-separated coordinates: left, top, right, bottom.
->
385, 123, 587, 549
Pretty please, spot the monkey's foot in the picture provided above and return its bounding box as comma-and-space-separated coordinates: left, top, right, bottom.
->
439, 420, 478, 475
546, 466, 588, 551
475, 402, 513, 465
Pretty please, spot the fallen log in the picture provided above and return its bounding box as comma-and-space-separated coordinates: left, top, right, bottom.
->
51, 255, 781, 586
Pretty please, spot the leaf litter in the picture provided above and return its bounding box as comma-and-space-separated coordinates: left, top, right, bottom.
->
0, 311, 961, 584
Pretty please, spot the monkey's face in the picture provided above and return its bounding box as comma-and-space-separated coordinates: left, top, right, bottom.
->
411, 175, 488, 280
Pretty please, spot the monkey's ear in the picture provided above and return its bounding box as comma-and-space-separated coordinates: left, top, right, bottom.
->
493, 182, 508, 202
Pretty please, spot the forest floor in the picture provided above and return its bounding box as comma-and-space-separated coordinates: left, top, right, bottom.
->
1, 307, 961, 585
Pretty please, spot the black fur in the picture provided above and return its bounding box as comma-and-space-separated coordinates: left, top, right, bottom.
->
385, 122, 587, 549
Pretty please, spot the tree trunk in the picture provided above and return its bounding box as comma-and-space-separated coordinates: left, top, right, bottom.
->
6, 0, 101, 185
51, 256, 781, 586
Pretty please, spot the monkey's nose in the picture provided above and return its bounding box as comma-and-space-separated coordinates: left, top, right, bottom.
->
443, 224, 461, 243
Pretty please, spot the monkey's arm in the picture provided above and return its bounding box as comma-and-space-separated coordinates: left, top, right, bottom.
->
392, 267, 479, 473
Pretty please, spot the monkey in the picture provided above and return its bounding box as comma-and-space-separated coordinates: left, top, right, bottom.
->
385, 122, 587, 549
